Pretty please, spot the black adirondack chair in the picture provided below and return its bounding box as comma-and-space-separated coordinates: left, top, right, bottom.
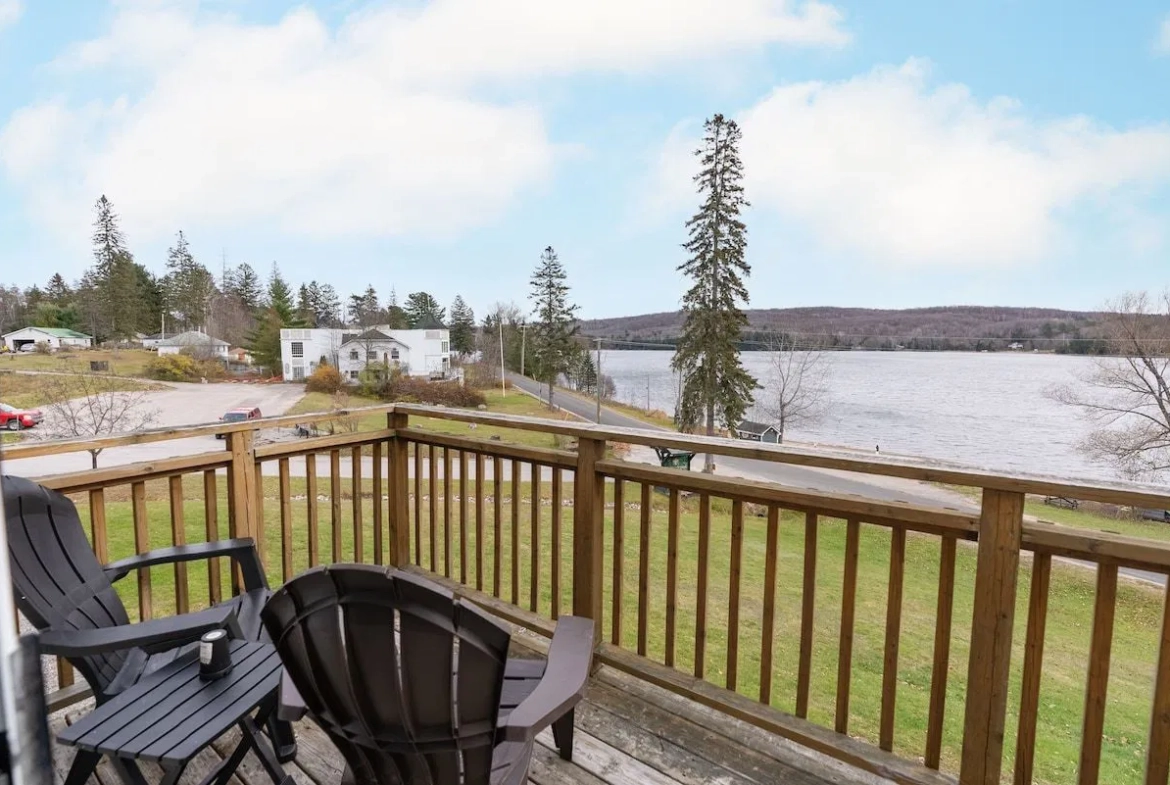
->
262, 565, 594, 785
1, 475, 296, 760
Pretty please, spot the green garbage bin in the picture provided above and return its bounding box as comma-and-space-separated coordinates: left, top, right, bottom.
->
654, 447, 696, 471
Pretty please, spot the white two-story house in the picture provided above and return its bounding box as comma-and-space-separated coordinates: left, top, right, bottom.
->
279, 326, 451, 382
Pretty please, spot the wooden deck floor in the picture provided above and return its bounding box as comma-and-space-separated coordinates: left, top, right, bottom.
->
49, 662, 890, 785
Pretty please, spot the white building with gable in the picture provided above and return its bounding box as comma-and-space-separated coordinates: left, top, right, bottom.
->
279, 327, 451, 382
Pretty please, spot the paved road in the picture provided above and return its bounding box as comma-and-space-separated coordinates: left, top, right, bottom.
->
506, 373, 973, 511
0, 382, 306, 476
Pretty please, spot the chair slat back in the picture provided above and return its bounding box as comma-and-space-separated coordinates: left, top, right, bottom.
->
263, 565, 512, 785
1, 476, 133, 694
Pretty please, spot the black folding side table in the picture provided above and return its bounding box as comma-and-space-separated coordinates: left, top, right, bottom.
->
58, 640, 292, 785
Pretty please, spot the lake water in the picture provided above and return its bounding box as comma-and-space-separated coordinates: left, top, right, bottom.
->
599, 350, 1110, 480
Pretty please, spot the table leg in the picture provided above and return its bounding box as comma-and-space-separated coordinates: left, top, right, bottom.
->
242, 699, 294, 785
159, 762, 186, 785
109, 758, 149, 785
63, 750, 99, 785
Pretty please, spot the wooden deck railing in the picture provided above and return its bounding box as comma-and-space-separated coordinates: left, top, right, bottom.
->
5, 402, 1170, 785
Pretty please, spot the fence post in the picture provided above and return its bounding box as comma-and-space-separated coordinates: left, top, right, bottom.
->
226, 429, 258, 595
960, 487, 1024, 785
572, 436, 606, 647
387, 411, 410, 566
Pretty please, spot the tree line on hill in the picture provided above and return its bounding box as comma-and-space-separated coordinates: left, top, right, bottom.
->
0, 196, 479, 370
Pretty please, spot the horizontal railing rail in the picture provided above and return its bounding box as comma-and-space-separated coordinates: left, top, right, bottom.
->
5, 401, 1170, 785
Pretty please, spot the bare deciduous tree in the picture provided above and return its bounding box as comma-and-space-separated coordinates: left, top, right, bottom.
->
757, 334, 832, 443
41, 374, 160, 468
1049, 291, 1170, 480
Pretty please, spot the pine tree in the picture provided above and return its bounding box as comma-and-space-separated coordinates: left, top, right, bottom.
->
316, 284, 342, 327
46, 274, 71, 305
230, 263, 264, 310
90, 195, 139, 340
448, 296, 476, 355
247, 263, 304, 372
296, 284, 316, 326
347, 285, 380, 327
404, 292, 445, 328
267, 263, 296, 322
528, 246, 579, 411
163, 230, 216, 331
386, 288, 410, 329
671, 114, 758, 469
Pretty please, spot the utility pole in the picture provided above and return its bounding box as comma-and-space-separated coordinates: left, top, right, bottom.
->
520, 321, 526, 377
595, 338, 602, 423
498, 317, 506, 397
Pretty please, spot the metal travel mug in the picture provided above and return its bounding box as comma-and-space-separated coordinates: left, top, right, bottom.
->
199, 629, 232, 680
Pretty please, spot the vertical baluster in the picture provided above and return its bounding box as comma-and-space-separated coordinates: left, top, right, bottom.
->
835, 518, 860, 734
727, 500, 744, 690
253, 462, 265, 569
279, 459, 294, 582
132, 481, 151, 621
796, 511, 818, 718
414, 443, 423, 565
330, 450, 342, 563
665, 488, 680, 667
429, 445, 438, 571
459, 450, 469, 584
373, 441, 384, 565
57, 659, 74, 689
203, 471, 221, 605
611, 479, 624, 643
531, 464, 541, 612
695, 492, 710, 679
169, 476, 189, 615
89, 488, 109, 564
551, 467, 562, 620
306, 453, 320, 568
475, 453, 485, 591
352, 446, 364, 563
511, 460, 520, 606
925, 535, 957, 770
880, 528, 906, 751
1013, 551, 1050, 783
443, 447, 452, 577
493, 455, 503, 597
387, 413, 410, 567
759, 505, 780, 705
1146, 579, 1170, 785
1078, 562, 1118, 785
637, 483, 652, 657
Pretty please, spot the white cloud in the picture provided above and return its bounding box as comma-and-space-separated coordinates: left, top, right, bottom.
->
647, 59, 1170, 268
0, 0, 22, 33
1157, 15, 1170, 55
1, 0, 849, 245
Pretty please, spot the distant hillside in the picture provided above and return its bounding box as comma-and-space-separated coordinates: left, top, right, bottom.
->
581, 306, 1112, 353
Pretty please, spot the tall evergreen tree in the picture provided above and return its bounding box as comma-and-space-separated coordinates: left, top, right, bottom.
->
404, 292, 445, 328
386, 288, 409, 329
90, 195, 140, 339
528, 246, 579, 411
163, 230, 216, 331
347, 285, 380, 327
296, 284, 316, 326
448, 296, 476, 356
267, 263, 296, 322
315, 283, 342, 327
229, 263, 264, 310
247, 263, 304, 372
45, 274, 71, 305
671, 114, 757, 469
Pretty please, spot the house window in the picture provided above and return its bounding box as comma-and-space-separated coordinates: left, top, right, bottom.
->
441, 341, 449, 353
292, 367, 305, 380
367, 351, 377, 361
348, 371, 360, 380
391, 348, 400, 360
349, 350, 359, 361
291, 342, 304, 358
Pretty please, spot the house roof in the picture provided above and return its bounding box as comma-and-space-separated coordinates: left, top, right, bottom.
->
736, 420, 779, 435
412, 315, 447, 330
157, 331, 229, 347
340, 330, 407, 347
2, 326, 93, 339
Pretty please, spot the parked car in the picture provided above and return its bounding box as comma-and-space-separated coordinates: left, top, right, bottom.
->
0, 403, 43, 431
215, 406, 262, 439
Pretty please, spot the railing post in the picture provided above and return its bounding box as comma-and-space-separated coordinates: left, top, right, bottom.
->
226, 429, 258, 595
960, 487, 1024, 785
387, 411, 410, 566
572, 436, 606, 647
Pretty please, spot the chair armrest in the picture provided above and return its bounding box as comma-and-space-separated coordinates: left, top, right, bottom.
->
105, 539, 268, 591
37, 605, 242, 657
277, 670, 308, 722
497, 616, 594, 744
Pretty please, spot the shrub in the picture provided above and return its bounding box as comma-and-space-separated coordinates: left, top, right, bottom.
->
463, 362, 500, 390
145, 354, 200, 382
306, 364, 344, 394
372, 374, 486, 408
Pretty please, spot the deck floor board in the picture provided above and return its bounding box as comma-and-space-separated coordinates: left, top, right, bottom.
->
48, 667, 886, 785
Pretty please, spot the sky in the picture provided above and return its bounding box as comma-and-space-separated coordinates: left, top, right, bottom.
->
1, 1, 1170, 320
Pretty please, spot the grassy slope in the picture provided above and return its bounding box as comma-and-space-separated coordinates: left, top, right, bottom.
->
0, 349, 156, 377
0, 372, 157, 409
75, 471, 1159, 785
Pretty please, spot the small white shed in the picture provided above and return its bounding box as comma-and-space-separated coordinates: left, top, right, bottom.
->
2, 327, 94, 352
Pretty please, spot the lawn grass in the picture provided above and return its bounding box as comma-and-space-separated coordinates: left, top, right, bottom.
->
70, 467, 1163, 785
0, 371, 158, 409
287, 387, 582, 449
0, 349, 157, 377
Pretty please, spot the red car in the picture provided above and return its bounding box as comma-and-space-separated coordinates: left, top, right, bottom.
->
0, 403, 42, 431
